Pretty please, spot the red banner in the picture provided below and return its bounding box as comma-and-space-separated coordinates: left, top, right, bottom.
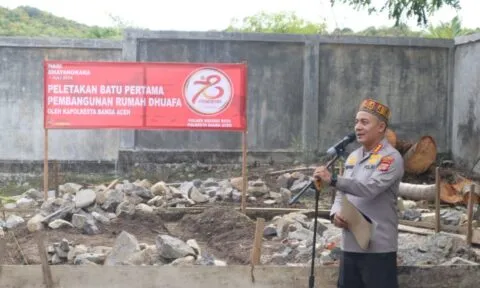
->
44, 61, 247, 130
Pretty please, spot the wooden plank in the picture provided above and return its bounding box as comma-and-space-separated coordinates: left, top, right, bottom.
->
105, 178, 119, 191
266, 167, 315, 176
399, 220, 480, 245
159, 206, 327, 214
156, 206, 331, 220
0, 208, 38, 213
399, 220, 465, 234
398, 224, 434, 236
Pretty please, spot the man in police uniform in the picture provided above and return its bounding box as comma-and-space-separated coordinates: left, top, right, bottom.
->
314, 99, 404, 288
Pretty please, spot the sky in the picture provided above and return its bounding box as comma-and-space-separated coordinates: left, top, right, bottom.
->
1, 0, 479, 32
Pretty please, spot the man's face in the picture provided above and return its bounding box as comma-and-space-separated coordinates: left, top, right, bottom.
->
355, 111, 386, 147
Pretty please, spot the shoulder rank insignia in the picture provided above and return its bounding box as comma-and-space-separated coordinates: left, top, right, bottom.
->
377, 156, 394, 172
372, 143, 383, 154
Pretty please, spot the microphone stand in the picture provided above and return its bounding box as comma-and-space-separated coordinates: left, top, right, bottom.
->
288, 146, 347, 288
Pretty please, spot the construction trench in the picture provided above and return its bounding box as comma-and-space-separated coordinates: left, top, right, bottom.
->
1, 147, 480, 288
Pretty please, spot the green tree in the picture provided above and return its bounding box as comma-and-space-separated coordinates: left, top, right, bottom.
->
329, 0, 461, 26
225, 11, 327, 34
0, 5, 123, 39
336, 23, 424, 37
424, 15, 480, 38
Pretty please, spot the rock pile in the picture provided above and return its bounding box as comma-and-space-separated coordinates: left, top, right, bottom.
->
1, 177, 294, 234
47, 231, 226, 266
261, 212, 342, 265
263, 212, 480, 266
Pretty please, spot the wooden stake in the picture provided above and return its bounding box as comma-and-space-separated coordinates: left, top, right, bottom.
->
250, 217, 265, 283
44, 128, 49, 200
435, 167, 441, 233
467, 184, 475, 245
251, 217, 265, 265
36, 232, 53, 288
241, 130, 248, 214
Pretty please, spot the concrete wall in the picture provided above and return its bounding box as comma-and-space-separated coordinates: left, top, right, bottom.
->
0, 37, 122, 163
0, 265, 478, 288
317, 43, 451, 152
0, 31, 459, 176
452, 33, 480, 172
119, 30, 453, 171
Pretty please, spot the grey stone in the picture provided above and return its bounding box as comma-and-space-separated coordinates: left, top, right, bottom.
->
6, 215, 25, 229
135, 203, 154, 214
402, 209, 422, 221
60, 183, 82, 195
23, 188, 43, 200
72, 214, 87, 229
26, 214, 45, 232
102, 189, 125, 212
263, 225, 277, 237
150, 181, 170, 196
75, 189, 96, 208
91, 211, 110, 224
16, 197, 37, 209
104, 231, 140, 266
75, 253, 107, 265
156, 234, 195, 260
190, 188, 209, 203
441, 209, 463, 226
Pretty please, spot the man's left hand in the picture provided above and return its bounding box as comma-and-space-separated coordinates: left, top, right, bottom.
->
313, 166, 331, 185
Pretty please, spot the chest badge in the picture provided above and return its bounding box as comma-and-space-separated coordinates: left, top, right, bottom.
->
368, 154, 382, 164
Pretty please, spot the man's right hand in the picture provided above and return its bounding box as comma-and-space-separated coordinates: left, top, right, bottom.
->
333, 213, 349, 229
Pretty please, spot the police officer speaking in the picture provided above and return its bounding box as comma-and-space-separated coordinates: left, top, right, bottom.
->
314, 99, 404, 288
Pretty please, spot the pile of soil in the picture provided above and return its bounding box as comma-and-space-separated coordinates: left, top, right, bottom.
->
177, 207, 256, 264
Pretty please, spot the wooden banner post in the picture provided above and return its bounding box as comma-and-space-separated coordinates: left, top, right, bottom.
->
43, 128, 48, 200
241, 129, 248, 214
240, 61, 248, 214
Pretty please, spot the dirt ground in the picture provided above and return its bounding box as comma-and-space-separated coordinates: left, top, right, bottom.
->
0, 206, 287, 266
0, 160, 472, 267
1, 213, 170, 265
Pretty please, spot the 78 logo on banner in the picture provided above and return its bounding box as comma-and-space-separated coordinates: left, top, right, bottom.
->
183, 67, 234, 116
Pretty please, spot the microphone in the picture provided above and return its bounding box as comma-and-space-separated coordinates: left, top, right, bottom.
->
326, 132, 357, 156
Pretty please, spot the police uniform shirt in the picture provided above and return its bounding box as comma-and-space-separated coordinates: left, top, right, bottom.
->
330, 137, 404, 253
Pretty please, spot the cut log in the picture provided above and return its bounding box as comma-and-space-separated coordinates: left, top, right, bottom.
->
403, 136, 437, 175
395, 140, 414, 156
451, 177, 480, 205
398, 182, 436, 201
440, 182, 464, 204
398, 181, 476, 205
